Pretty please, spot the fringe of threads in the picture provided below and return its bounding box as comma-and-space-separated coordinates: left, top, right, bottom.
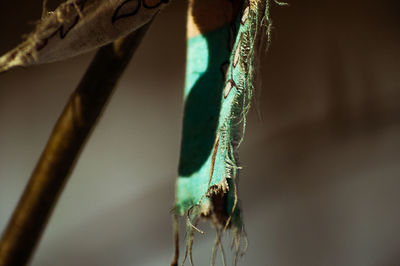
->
175, 0, 285, 265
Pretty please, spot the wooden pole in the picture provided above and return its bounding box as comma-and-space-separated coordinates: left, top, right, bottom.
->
0, 23, 151, 266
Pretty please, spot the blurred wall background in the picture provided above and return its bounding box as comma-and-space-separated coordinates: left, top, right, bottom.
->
1, 0, 400, 265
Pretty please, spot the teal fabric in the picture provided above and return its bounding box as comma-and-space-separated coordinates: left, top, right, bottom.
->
173, 3, 275, 263
176, 24, 232, 214
175, 4, 261, 230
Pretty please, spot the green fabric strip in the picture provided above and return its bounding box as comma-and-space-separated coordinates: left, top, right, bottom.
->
174, 3, 275, 263
176, 23, 233, 215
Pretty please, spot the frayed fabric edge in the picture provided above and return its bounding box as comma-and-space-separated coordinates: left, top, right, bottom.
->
172, 178, 247, 266
172, 0, 285, 265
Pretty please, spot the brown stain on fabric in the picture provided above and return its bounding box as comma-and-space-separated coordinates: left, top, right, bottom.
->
187, 0, 242, 38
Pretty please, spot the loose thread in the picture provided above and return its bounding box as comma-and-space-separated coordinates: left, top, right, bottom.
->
171, 215, 180, 266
